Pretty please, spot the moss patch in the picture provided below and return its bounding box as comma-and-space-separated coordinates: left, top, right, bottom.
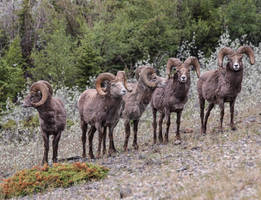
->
0, 162, 109, 199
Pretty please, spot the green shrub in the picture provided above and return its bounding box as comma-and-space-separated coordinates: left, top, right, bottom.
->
0, 162, 109, 199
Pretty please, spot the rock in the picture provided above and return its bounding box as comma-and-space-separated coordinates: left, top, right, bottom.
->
120, 187, 132, 199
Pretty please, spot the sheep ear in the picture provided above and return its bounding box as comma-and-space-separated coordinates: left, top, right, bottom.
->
166, 58, 182, 79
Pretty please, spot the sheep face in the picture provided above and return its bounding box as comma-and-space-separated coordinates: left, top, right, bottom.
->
109, 80, 127, 98
227, 54, 244, 71
175, 66, 190, 83
23, 91, 42, 107
144, 71, 166, 87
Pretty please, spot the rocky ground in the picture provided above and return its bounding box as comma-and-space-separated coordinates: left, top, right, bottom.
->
1, 103, 261, 200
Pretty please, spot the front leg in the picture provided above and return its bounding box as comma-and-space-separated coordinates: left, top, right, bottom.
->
158, 112, 165, 143
42, 133, 49, 165
175, 110, 182, 144
102, 126, 107, 155
108, 125, 117, 156
96, 125, 103, 158
132, 119, 139, 150
230, 98, 237, 130
52, 131, 62, 163
88, 126, 96, 159
123, 120, 131, 151
164, 112, 171, 144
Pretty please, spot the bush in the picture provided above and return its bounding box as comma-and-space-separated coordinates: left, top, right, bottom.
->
0, 162, 109, 199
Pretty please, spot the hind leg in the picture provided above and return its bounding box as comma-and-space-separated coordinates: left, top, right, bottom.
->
132, 119, 139, 150
203, 103, 214, 134
199, 97, 205, 134
152, 108, 157, 144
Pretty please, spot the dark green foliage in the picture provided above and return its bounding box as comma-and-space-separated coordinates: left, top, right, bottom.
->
0, 37, 26, 110
0, 0, 260, 109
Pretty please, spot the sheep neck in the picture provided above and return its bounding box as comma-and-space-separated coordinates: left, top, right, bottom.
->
136, 81, 154, 105
222, 67, 243, 93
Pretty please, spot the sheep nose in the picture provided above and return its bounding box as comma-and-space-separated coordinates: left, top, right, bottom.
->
181, 75, 187, 81
121, 89, 127, 95
234, 64, 238, 67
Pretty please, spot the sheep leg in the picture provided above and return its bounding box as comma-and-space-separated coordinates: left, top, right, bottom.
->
123, 120, 131, 151
218, 101, 225, 133
203, 103, 214, 134
230, 99, 237, 130
102, 126, 107, 155
158, 112, 165, 144
88, 126, 96, 159
96, 125, 103, 158
199, 97, 205, 134
81, 121, 88, 158
164, 113, 171, 144
52, 131, 62, 163
108, 126, 117, 156
132, 119, 139, 150
175, 110, 182, 144
152, 108, 157, 144
42, 133, 49, 165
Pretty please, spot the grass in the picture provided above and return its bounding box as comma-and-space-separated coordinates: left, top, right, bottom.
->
0, 162, 109, 199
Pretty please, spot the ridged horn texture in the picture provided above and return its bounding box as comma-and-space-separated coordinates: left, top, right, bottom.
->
141, 67, 157, 88
237, 46, 255, 65
30, 81, 49, 107
135, 66, 147, 80
116, 71, 131, 92
96, 73, 116, 95
38, 80, 53, 95
218, 47, 234, 68
184, 56, 201, 78
166, 58, 182, 79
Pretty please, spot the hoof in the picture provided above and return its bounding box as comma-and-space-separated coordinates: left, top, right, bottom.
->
174, 139, 181, 145
108, 148, 117, 156
231, 126, 237, 131
133, 144, 139, 150
89, 153, 95, 159
163, 140, 168, 145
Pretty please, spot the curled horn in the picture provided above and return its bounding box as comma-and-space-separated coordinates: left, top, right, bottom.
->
30, 81, 49, 107
218, 47, 234, 68
166, 58, 182, 79
135, 66, 147, 80
237, 46, 255, 65
184, 56, 201, 78
141, 67, 157, 88
116, 71, 132, 92
38, 80, 53, 95
95, 73, 116, 95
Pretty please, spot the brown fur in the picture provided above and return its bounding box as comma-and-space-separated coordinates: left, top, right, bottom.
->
23, 81, 66, 165
197, 46, 255, 134
121, 66, 166, 150
78, 72, 127, 159
151, 57, 200, 144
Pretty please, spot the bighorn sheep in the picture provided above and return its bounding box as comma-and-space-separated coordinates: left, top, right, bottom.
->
151, 57, 200, 144
197, 46, 255, 134
23, 80, 66, 165
78, 71, 130, 159
121, 66, 166, 151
